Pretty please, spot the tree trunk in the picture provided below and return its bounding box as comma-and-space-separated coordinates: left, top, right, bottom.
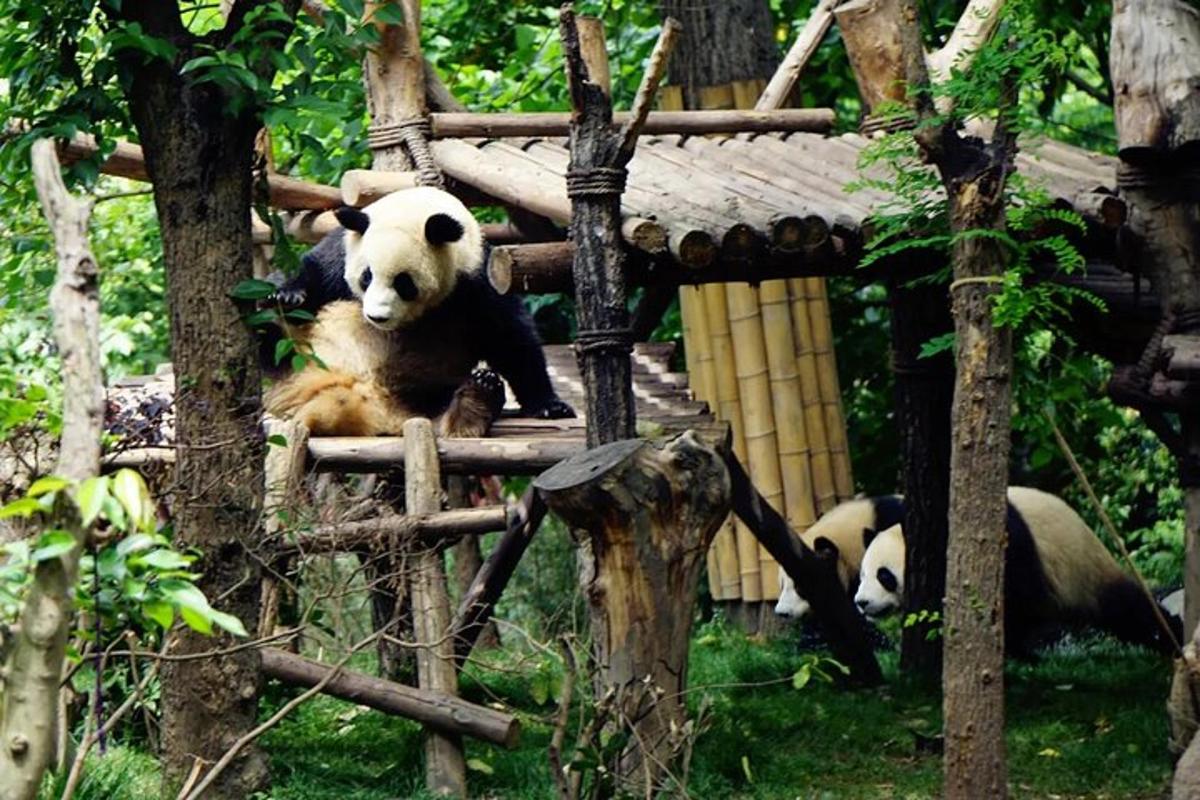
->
658, 0, 778, 108
125, 66, 269, 800
534, 433, 730, 790
889, 275, 954, 679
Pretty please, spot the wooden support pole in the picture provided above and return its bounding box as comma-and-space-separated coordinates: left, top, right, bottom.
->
723, 452, 883, 684
364, 0, 426, 172
260, 649, 520, 748
536, 433, 731, 785
404, 418, 466, 797
560, 8, 679, 446
340, 169, 421, 207
450, 488, 548, 666
755, 0, 841, 111
576, 16, 611, 97
259, 418, 309, 640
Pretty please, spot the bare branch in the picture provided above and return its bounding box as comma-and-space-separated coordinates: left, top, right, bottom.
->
927, 0, 1007, 84
756, 0, 843, 111
618, 17, 681, 157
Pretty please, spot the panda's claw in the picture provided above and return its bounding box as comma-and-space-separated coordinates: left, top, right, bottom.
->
531, 398, 575, 420
469, 367, 506, 417
271, 286, 308, 309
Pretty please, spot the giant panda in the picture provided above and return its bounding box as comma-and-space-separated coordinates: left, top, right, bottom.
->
854, 486, 1175, 655
774, 494, 905, 618
263, 187, 574, 436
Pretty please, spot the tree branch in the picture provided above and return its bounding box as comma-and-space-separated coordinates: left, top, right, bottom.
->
617, 17, 681, 157
110, 0, 188, 40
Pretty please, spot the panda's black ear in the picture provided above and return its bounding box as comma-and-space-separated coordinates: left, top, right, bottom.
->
425, 213, 465, 246
335, 206, 371, 234
862, 527, 878, 549
813, 536, 840, 559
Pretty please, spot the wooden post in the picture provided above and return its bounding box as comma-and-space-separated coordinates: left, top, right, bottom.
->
259, 417, 309, 641
560, 6, 679, 447
405, 418, 465, 798
535, 433, 731, 787
364, 0, 426, 173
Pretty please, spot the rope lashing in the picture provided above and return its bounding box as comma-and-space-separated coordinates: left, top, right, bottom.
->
368, 118, 444, 189
565, 166, 627, 199
574, 326, 634, 357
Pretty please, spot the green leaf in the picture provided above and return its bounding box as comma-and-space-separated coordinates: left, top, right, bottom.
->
27, 475, 69, 497
741, 755, 754, 784
274, 338, 294, 365
291, 353, 308, 372
32, 530, 78, 562
75, 476, 110, 526
0, 498, 42, 519
116, 533, 155, 557
370, 2, 405, 25
133, 549, 193, 570
229, 279, 279, 300
466, 758, 494, 775
112, 469, 152, 532
267, 434, 288, 447
792, 664, 812, 690
209, 609, 248, 637
142, 600, 174, 629
180, 606, 213, 635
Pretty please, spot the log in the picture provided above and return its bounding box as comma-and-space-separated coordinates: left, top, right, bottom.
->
259, 417, 309, 640
284, 210, 338, 244
58, 134, 342, 209
283, 506, 509, 553
259, 649, 520, 748
427, 108, 836, 138
535, 433, 731, 782
756, 0, 841, 111
307, 436, 585, 475
340, 169, 421, 206
404, 418, 466, 797
723, 451, 883, 684
488, 242, 576, 295
450, 488, 548, 665
1111, 0, 1200, 161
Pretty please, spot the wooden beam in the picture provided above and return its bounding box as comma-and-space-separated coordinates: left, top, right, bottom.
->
306, 436, 585, 474
260, 649, 520, 748
756, 0, 842, 111
282, 506, 509, 553
427, 108, 836, 138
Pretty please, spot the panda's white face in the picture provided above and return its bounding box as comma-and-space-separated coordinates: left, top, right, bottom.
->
339, 187, 483, 331
776, 572, 811, 618
855, 524, 905, 618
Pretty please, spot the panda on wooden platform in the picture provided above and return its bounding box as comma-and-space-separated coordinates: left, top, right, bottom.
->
774, 494, 905, 619
854, 486, 1175, 655
263, 187, 574, 436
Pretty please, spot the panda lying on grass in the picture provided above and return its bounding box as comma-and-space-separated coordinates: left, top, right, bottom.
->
261, 187, 574, 437
854, 487, 1177, 656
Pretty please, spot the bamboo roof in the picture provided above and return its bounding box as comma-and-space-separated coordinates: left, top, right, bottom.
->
431, 132, 1121, 269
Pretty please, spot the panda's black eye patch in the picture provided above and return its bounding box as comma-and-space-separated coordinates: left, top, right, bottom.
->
360, 267, 372, 291
393, 272, 418, 301
877, 568, 898, 593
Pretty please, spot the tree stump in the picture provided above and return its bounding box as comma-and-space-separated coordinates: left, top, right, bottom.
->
534, 432, 730, 787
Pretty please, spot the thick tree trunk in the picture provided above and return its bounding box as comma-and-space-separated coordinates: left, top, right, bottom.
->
535, 434, 730, 790
659, 0, 778, 108
126, 71, 268, 798
941, 201, 1013, 800
889, 276, 954, 679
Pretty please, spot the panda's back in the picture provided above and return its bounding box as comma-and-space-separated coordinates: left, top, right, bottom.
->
1007, 487, 1124, 616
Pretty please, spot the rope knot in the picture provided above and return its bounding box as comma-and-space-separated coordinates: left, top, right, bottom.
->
574, 326, 634, 357
566, 167, 627, 199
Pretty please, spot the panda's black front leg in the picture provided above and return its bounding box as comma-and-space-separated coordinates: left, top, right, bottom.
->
469, 276, 576, 419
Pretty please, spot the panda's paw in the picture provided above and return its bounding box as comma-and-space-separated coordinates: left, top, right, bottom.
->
468, 367, 506, 417
530, 398, 575, 420
271, 285, 308, 309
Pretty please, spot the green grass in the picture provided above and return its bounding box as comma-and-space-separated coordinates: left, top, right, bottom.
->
50, 625, 1173, 799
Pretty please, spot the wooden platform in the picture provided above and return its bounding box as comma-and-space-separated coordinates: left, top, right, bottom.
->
104, 342, 722, 476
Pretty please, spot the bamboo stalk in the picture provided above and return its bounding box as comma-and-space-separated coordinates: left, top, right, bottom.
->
704, 284, 761, 601
726, 282, 785, 600
788, 278, 838, 513
804, 276, 855, 499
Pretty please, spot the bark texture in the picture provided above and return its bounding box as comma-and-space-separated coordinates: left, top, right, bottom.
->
111, 5, 302, 794
0, 141, 103, 800
889, 276, 954, 679
535, 434, 730, 787
659, 0, 778, 108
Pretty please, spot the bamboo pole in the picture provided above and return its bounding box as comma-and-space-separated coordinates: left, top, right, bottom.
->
788, 278, 839, 512
806, 276, 855, 499
726, 281, 784, 600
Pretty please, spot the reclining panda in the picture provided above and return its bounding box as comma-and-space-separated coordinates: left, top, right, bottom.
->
854, 486, 1175, 655
261, 187, 574, 437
